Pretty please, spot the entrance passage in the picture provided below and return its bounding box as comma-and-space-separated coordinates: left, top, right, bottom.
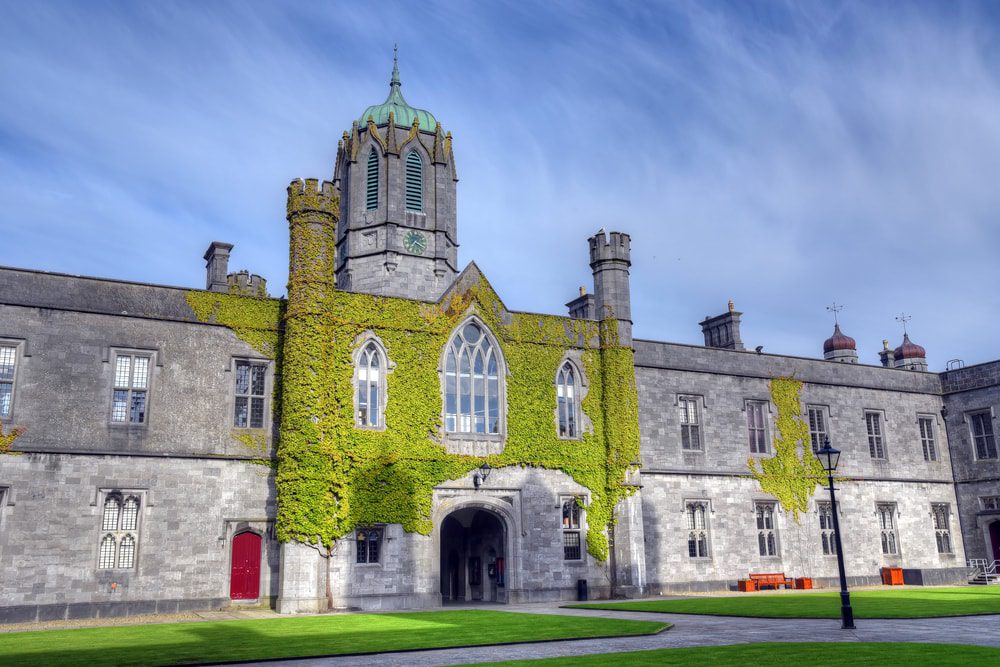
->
230, 531, 261, 600
440, 508, 506, 603
991, 521, 1000, 562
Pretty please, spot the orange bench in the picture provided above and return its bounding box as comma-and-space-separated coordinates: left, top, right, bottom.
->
749, 572, 794, 590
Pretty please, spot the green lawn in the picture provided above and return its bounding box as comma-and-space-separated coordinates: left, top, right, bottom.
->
0, 609, 668, 667
567, 586, 1000, 619
465, 642, 1000, 666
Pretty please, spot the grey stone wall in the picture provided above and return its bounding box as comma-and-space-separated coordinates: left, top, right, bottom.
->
635, 339, 966, 591
641, 474, 965, 592
0, 269, 280, 621
941, 360, 1000, 562
635, 345, 951, 482
0, 453, 277, 623
0, 302, 275, 458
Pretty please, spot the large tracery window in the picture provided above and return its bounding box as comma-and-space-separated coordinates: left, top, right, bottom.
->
356, 342, 384, 428
445, 321, 501, 434
98, 493, 140, 569
556, 362, 579, 438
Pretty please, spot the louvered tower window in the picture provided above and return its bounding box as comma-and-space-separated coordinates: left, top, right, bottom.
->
366, 150, 379, 210
405, 151, 423, 211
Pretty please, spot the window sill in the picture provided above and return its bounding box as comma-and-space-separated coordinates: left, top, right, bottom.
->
108, 423, 148, 429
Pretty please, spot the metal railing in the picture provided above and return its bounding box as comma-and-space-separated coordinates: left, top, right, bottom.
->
967, 559, 1000, 578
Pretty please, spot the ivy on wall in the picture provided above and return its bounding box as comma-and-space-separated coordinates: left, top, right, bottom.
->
0, 423, 24, 454
183, 179, 640, 561
185, 181, 641, 561
748, 377, 825, 519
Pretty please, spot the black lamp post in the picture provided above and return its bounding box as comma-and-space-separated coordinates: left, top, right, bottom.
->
816, 437, 855, 630
473, 462, 492, 489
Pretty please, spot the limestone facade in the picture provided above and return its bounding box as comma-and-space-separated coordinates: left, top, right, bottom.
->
1, 65, 998, 623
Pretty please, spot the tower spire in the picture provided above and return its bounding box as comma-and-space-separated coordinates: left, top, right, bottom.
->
391, 44, 400, 89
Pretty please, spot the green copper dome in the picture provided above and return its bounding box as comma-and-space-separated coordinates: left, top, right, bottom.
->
359, 52, 437, 130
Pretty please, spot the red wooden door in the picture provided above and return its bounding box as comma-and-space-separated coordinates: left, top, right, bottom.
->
230, 531, 261, 600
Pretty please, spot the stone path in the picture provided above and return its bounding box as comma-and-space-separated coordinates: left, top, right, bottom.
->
219, 602, 1000, 666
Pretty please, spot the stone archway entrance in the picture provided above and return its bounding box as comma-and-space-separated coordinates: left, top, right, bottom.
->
440, 508, 507, 603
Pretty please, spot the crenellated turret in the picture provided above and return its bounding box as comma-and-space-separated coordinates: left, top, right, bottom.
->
589, 230, 632, 346
286, 178, 338, 302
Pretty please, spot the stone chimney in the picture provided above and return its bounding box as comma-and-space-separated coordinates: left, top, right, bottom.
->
878, 339, 895, 368
204, 241, 233, 293
699, 300, 744, 350
566, 285, 596, 320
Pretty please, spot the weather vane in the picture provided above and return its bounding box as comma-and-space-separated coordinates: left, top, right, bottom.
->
896, 313, 911, 334
826, 301, 844, 325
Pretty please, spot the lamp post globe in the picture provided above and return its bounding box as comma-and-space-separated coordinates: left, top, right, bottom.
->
817, 438, 841, 473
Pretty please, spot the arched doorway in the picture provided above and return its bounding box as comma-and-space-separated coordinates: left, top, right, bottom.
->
440, 508, 506, 603
230, 531, 262, 600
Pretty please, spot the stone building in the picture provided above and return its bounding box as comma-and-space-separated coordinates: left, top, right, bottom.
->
1, 59, 998, 622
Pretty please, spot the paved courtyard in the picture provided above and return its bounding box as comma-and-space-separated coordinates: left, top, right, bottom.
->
215, 600, 1000, 667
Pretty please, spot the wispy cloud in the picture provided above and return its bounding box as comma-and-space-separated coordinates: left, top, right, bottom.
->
1, 1, 998, 367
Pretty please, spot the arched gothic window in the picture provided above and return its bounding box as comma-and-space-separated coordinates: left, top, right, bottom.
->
686, 502, 709, 558
405, 151, 423, 211
98, 493, 141, 569
102, 495, 120, 531
366, 149, 379, 210
445, 321, 501, 434
557, 362, 579, 438
356, 342, 384, 428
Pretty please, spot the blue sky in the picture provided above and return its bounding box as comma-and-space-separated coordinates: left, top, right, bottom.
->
2, 1, 999, 368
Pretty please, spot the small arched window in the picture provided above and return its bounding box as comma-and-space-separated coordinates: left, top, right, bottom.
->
366, 149, 379, 210
405, 151, 423, 211
445, 321, 501, 434
99, 534, 117, 569
356, 342, 384, 428
557, 362, 579, 438
118, 534, 136, 568
102, 495, 121, 531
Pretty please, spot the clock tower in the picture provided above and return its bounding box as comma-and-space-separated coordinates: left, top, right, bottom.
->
332, 51, 459, 300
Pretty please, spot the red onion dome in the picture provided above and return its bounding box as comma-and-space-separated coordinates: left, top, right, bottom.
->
894, 333, 926, 359
823, 324, 857, 353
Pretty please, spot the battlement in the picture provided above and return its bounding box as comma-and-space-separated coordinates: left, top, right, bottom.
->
588, 230, 631, 266
286, 178, 339, 218
227, 270, 267, 298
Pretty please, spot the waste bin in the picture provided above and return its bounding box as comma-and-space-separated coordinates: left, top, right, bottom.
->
577, 579, 588, 601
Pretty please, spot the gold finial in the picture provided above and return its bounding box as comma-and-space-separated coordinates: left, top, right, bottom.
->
728, 299, 735, 313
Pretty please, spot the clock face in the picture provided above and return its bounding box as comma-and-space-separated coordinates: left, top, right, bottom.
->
402, 230, 427, 255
